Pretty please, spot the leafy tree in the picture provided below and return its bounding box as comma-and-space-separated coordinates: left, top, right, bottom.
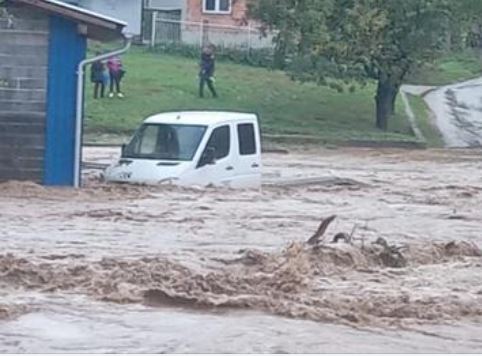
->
251, 0, 334, 69
458, 0, 482, 50
249, 0, 478, 130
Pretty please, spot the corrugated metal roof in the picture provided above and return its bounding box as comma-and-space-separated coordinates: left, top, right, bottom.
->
10, 0, 127, 41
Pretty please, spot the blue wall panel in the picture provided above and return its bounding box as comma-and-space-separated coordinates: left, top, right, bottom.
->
44, 15, 86, 186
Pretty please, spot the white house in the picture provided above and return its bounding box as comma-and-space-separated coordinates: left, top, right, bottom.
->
63, 0, 185, 40
62, 0, 142, 36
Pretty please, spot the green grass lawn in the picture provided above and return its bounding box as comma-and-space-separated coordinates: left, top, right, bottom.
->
85, 47, 416, 144
406, 94, 445, 148
406, 51, 482, 86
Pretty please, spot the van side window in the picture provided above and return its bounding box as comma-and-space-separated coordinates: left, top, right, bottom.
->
198, 125, 230, 168
209, 125, 230, 159
238, 123, 256, 155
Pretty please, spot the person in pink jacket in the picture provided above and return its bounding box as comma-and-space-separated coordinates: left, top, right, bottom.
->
107, 56, 125, 98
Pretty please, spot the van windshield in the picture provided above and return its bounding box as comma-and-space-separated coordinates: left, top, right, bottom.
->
123, 124, 207, 161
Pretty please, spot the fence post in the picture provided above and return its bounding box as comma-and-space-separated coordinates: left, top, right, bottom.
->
248, 23, 252, 57
199, 20, 204, 48
150, 11, 157, 48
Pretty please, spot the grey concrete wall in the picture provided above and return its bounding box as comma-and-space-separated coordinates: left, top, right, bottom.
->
0, 7, 48, 182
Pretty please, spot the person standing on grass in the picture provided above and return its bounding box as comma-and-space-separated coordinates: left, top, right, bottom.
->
102, 61, 110, 92
90, 53, 105, 99
107, 55, 125, 98
199, 44, 218, 98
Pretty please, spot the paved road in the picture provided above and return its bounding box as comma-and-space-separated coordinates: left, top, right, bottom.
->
403, 77, 482, 148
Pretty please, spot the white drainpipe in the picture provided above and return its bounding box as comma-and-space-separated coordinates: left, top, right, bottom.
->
74, 34, 132, 188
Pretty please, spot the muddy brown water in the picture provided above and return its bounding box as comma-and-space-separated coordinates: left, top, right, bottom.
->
1, 147, 482, 353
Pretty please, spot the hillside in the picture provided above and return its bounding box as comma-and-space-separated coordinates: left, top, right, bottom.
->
85, 48, 416, 145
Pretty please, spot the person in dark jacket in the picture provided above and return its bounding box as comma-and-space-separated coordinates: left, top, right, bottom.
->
90, 53, 105, 99
199, 44, 218, 98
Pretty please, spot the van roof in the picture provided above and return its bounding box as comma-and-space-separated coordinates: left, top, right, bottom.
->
144, 111, 258, 126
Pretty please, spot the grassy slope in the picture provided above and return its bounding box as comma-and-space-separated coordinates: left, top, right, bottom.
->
406, 94, 445, 148
85, 48, 415, 143
406, 51, 482, 86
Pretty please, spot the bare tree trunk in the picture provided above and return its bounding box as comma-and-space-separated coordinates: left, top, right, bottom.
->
478, 22, 482, 61
390, 85, 400, 115
390, 62, 411, 115
375, 77, 397, 131
273, 34, 287, 69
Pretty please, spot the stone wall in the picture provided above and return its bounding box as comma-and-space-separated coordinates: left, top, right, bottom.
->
0, 7, 49, 182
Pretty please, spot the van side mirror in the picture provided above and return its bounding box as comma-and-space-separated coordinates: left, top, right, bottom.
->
121, 143, 127, 157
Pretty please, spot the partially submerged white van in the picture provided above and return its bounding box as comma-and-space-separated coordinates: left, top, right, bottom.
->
104, 111, 262, 188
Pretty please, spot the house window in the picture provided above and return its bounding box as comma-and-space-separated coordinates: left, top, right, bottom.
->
203, 0, 232, 14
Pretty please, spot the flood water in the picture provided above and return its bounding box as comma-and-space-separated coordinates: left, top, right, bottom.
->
1, 147, 481, 353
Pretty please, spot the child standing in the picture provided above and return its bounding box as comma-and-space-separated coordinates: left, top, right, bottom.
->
90, 54, 105, 99
102, 62, 110, 92
107, 55, 125, 98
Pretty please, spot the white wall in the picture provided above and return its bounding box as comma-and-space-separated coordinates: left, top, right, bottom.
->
78, 0, 143, 36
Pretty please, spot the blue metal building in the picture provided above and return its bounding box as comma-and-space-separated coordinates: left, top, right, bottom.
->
0, 0, 126, 186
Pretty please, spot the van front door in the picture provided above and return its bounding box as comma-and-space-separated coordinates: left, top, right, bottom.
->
233, 122, 262, 188
194, 124, 234, 187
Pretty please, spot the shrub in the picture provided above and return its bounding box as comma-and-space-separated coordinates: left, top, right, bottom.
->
148, 42, 275, 69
